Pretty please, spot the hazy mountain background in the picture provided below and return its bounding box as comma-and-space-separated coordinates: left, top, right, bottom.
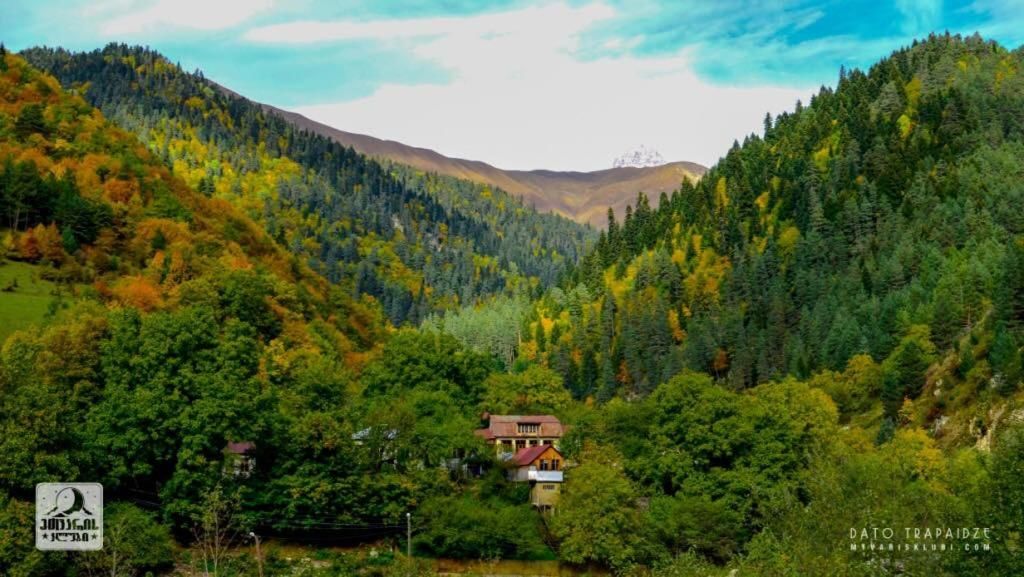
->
250, 94, 706, 227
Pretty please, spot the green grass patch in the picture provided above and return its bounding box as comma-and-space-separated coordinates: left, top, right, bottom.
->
0, 259, 65, 342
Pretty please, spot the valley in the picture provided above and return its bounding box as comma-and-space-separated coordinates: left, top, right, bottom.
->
1, 30, 1024, 577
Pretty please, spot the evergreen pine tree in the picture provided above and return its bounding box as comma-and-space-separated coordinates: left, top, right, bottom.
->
991, 323, 1022, 395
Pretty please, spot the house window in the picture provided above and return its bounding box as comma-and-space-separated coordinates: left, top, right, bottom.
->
552, 459, 560, 471
517, 423, 540, 434
501, 440, 513, 450
529, 440, 538, 447
542, 484, 556, 491
232, 455, 254, 478
516, 440, 526, 450
542, 439, 552, 445
540, 460, 549, 471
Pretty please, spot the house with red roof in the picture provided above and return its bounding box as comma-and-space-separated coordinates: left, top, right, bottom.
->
223, 441, 255, 478
510, 444, 564, 512
473, 414, 565, 460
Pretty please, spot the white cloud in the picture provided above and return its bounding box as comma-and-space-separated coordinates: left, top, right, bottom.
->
962, 0, 1024, 45
895, 0, 942, 34
101, 0, 274, 35
243, 3, 615, 44
266, 2, 811, 170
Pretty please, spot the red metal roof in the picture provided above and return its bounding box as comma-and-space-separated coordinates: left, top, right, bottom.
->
512, 444, 561, 466
474, 415, 564, 440
225, 441, 255, 454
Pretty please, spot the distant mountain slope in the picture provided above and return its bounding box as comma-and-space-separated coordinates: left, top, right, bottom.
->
0, 50, 384, 351
23, 45, 595, 326
250, 98, 706, 227
504, 162, 705, 227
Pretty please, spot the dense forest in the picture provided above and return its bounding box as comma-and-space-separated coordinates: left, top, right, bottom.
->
2, 34, 1024, 577
424, 33, 1024, 574
21, 44, 595, 327
494, 33, 1024, 426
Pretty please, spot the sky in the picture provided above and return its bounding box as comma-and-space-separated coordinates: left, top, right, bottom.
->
2, 0, 1022, 171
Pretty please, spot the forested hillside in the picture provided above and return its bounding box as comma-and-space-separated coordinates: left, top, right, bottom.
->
0, 46, 401, 573
0, 47, 382, 347
3, 34, 1024, 577
22, 44, 594, 326
420, 34, 1024, 575
0, 47, 552, 577
504, 34, 1024, 436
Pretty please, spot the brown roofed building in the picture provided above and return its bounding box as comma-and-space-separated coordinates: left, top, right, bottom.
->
223, 441, 255, 478
510, 444, 563, 512
225, 441, 255, 454
474, 414, 564, 460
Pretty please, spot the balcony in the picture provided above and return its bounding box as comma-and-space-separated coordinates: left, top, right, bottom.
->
527, 470, 563, 482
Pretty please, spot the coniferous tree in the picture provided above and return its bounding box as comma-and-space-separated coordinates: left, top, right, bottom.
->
991, 323, 1022, 395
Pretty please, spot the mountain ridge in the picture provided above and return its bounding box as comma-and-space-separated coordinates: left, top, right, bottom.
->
21, 44, 594, 326
226, 85, 706, 227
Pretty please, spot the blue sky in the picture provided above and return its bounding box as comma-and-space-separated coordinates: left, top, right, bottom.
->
2, 1, 1022, 170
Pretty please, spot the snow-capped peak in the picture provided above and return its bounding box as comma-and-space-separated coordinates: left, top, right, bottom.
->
612, 145, 666, 168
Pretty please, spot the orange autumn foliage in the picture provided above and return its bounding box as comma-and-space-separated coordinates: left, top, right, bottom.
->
147, 250, 166, 282
165, 250, 190, 285
712, 348, 730, 374
18, 224, 64, 262
15, 147, 53, 171
135, 219, 191, 246
17, 229, 40, 261
103, 178, 140, 203
112, 276, 163, 311
73, 154, 119, 193
221, 245, 253, 270
617, 360, 632, 386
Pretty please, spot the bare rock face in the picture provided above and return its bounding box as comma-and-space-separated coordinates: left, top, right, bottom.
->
972, 404, 1024, 452
613, 145, 667, 168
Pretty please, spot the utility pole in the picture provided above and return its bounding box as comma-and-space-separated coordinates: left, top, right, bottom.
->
249, 532, 264, 577
406, 512, 412, 558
